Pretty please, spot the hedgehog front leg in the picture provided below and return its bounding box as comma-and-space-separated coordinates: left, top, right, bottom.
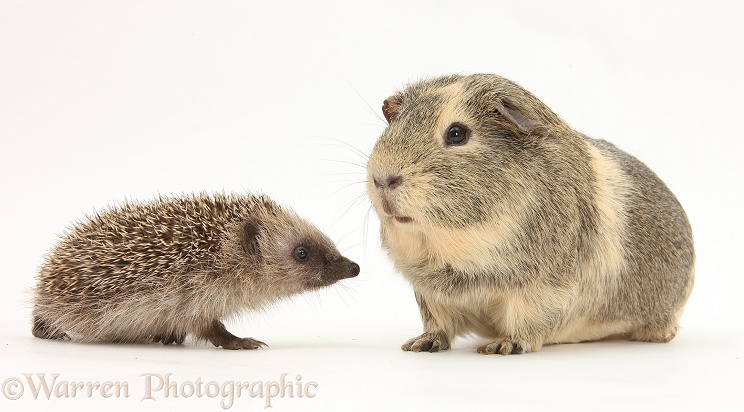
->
197, 319, 267, 350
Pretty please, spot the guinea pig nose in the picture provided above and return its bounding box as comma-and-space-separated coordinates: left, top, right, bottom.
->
349, 262, 360, 277
387, 175, 403, 190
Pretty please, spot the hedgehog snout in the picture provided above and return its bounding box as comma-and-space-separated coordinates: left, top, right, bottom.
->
328, 258, 359, 281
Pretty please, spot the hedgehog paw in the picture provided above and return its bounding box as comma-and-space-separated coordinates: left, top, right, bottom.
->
200, 320, 268, 350
221, 337, 268, 350
153, 333, 186, 345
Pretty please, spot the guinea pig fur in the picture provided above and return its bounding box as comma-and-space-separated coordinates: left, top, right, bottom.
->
366, 74, 694, 355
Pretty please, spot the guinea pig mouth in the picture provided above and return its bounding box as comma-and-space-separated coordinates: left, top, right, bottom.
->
378, 196, 413, 224
393, 216, 413, 224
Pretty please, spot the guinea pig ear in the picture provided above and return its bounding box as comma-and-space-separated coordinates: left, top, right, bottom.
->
240, 219, 262, 256
382, 93, 404, 124
493, 100, 550, 139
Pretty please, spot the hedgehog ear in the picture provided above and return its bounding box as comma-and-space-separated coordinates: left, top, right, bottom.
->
382, 93, 403, 124
492, 100, 549, 139
241, 219, 262, 257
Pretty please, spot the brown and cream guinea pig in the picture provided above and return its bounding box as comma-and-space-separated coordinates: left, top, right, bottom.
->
366, 74, 694, 355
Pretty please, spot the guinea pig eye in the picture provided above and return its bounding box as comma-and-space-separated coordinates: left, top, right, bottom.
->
293, 246, 310, 262
445, 124, 470, 146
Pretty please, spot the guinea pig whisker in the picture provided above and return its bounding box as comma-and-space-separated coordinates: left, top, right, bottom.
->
317, 158, 368, 170
335, 230, 356, 248
329, 181, 368, 196
362, 204, 375, 257
339, 241, 362, 255
343, 78, 389, 127
318, 136, 371, 161
327, 191, 369, 229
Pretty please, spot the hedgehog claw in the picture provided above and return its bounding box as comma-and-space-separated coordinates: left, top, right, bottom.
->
221, 337, 268, 350
200, 320, 269, 350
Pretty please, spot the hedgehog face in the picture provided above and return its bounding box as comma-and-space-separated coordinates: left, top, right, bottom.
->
284, 237, 360, 290
240, 216, 359, 294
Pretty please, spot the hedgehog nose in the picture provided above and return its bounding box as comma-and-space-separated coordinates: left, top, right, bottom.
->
349, 262, 360, 277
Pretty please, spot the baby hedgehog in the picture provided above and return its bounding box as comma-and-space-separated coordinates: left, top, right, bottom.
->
32, 193, 359, 349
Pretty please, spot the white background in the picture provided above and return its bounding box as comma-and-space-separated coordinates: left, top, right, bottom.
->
1, 1, 742, 411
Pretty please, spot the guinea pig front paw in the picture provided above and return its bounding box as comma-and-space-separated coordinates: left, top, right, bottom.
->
477, 338, 529, 355
401, 332, 450, 353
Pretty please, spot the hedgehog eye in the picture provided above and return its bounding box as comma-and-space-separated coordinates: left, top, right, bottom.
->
293, 246, 310, 262
445, 124, 470, 146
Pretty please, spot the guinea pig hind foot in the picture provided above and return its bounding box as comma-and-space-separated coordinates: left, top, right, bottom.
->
629, 323, 678, 343
197, 319, 268, 350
